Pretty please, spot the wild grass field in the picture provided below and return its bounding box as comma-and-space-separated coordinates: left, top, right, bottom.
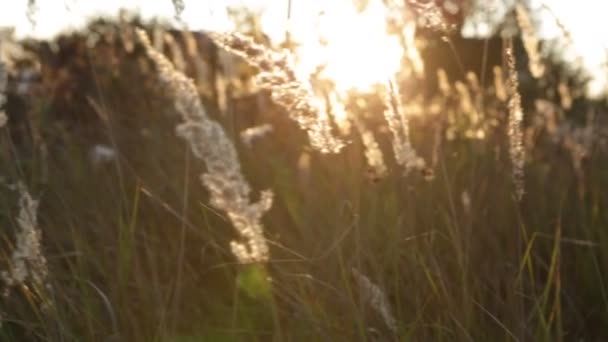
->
0, 1, 607, 341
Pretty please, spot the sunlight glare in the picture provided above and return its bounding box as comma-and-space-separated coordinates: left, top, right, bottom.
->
292, 0, 403, 93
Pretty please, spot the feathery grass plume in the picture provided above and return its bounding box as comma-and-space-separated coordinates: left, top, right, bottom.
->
533, 100, 594, 185
539, 1, 573, 46
385, 0, 424, 78
135, 29, 273, 263
409, 0, 455, 33
515, 3, 545, 78
505, 39, 525, 200
208, 32, 345, 153
461, 190, 471, 215
26, 0, 38, 28
353, 116, 387, 180
456, 77, 485, 139
326, 92, 351, 136
352, 268, 398, 334
403, 20, 425, 78
384, 79, 427, 175
240, 123, 273, 148
1, 182, 48, 296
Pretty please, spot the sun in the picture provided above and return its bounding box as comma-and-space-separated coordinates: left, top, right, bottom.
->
291, 0, 404, 93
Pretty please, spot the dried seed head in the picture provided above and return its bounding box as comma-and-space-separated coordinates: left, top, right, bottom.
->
384, 80, 427, 175
461, 190, 471, 214
352, 268, 398, 334
515, 4, 545, 78
2, 182, 48, 296
403, 20, 424, 77
208, 32, 345, 153
136, 29, 273, 263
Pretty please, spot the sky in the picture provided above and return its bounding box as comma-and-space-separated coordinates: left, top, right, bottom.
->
0, 0, 607, 97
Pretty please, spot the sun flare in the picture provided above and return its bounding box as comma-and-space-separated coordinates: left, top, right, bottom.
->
292, 0, 403, 93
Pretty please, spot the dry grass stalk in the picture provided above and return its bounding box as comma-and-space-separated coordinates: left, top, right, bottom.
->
515, 3, 545, 78
208, 32, 345, 154
352, 268, 398, 334
384, 80, 426, 175
505, 39, 525, 200
353, 117, 388, 179
136, 29, 273, 263
1, 182, 48, 296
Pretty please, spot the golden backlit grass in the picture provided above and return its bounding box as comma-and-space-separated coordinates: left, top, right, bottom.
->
0, 15, 607, 342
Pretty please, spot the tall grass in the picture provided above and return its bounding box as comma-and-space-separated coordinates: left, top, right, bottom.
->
0, 5, 606, 342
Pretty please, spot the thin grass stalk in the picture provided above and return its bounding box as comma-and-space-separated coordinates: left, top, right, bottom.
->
384, 79, 427, 175
515, 3, 545, 78
351, 268, 398, 335
0, 47, 7, 126
2, 182, 49, 299
352, 116, 387, 179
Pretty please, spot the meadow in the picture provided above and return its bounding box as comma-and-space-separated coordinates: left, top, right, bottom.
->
0, 2, 607, 341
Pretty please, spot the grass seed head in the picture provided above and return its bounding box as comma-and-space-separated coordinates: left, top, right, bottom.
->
136, 28, 273, 263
